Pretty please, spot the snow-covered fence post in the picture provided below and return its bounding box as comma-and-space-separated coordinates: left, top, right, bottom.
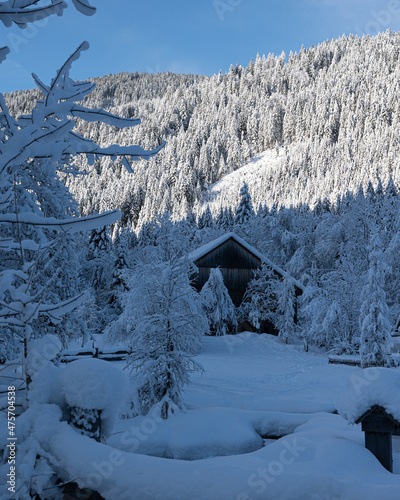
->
355, 406, 399, 472
337, 367, 400, 473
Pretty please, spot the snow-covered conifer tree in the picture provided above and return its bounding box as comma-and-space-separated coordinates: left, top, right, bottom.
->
275, 276, 298, 344
138, 219, 157, 247
359, 233, 392, 367
112, 255, 208, 418
225, 207, 234, 229
202, 204, 214, 228
200, 268, 237, 335
215, 207, 225, 228
242, 264, 279, 330
88, 225, 111, 258
234, 182, 254, 224
108, 232, 129, 311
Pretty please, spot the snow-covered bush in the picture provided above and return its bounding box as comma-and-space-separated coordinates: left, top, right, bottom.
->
62, 358, 128, 439
25, 334, 61, 380
200, 267, 237, 335
25, 335, 63, 411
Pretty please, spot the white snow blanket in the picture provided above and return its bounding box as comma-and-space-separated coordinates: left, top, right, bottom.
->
337, 367, 400, 424
3, 333, 400, 499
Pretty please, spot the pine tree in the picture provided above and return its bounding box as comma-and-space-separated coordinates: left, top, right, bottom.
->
321, 300, 344, 351
215, 207, 225, 228
197, 204, 214, 230
275, 277, 298, 344
200, 268, 237, 335
123, 255, 208, 418
108, 233, 129, 311
385, 176, 397, 198
88, 225, 111, 259
359, 233, 392, 367
138, 220, 157, 247
225, 207, 234, 230
366, 180, 376, 204
202, 204, 214, 228
243, 264, 279, 330
234, 182, 254, 224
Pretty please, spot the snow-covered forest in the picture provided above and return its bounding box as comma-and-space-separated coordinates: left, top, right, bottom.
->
7, 30, 400, 223
2, 1, 400, 497
3, 30, 400, 359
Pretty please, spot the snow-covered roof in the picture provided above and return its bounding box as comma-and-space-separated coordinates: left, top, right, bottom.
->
189, 232, 304, 292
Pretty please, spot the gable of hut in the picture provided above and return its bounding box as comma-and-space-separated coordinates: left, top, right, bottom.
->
189, 233, 304, 335
192, 236, 261, 307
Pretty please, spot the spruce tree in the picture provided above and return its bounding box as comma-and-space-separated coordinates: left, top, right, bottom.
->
234, 182, 254, 224
201, 204, 214, 229
275, 277, 297, 344
359, 233, 392, 367
200, 268, 237, 335
122, 255, 208, 418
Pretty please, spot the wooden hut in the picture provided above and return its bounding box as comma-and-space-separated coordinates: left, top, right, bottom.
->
189, 232, 303, 333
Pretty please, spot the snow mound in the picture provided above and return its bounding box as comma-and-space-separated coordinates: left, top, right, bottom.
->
62, 358, 129, 437
109, 407, 265, 460
337, 367, 400, 423
26, 334, 61, 377
109, 406, 325, 461
26, 406, 400, 500
29, 364, 64, 408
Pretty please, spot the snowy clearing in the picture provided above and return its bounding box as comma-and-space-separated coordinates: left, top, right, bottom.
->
2, 333, 400, 499
69, 335, 400, 497
204, 149, 285, 213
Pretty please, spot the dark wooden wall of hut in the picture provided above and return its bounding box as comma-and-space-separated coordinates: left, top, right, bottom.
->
193, 238, 261, 307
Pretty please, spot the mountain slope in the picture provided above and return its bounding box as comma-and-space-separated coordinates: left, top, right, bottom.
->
6, 30, 400, 226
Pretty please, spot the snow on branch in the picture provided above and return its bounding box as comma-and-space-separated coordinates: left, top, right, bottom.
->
71, 0, 95, 16
0, 42, 165, 174
69, 105, 141, 127
75, 141, 167, 162
0, 209, 122, 233
0, 289, 89, 326
45, 41, 90, 105
0, 46, 10, 63
0, 120, 74, 174
0, 237, 49, 251
0, 1, 66, 29
0, 1, 96, 62
39, 290, 89, 322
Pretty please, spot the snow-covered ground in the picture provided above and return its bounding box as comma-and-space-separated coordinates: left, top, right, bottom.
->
84, 334, 400, 498
3, 333, 400, 499
187, 332, 353, 414
204, 149, 285, 213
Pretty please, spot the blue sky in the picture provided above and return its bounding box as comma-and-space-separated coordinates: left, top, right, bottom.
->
2, 0, 400, 92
